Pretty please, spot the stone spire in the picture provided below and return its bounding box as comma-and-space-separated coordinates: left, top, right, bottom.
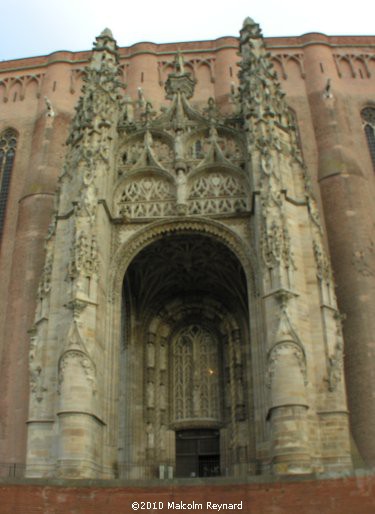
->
54, 28, 122, 325
239, 18, 295, 158
66, 28, 121, 150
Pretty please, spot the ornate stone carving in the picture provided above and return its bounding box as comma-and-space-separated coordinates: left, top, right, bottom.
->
327, 312, 345, 392
313, 239, 331, 282
114, 48, 247, 228
164, 52, 196, 100
119, 137, 174, 174
60, 28, 121, 231
267, 291, 307, 388
29, 328, 47, 403
58, 322, 96, 394
188, 173, 248, 215
261, 219, 294, 270
239, 18, 301, 281
59, 351, 97, 394
118, 176, 176, 218
172, 324, 220, 421
158, 57, 216, 86
267, 341, 306, 389
37, 252, 53, 299
187, 133, 244, 166
111, 218, 256, 298
68, 231, 99, 279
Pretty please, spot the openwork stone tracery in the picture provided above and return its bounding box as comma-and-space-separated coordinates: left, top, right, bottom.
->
25, 20, 352, 480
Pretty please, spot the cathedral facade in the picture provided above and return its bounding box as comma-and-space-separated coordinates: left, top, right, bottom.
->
0, 19, 374, 480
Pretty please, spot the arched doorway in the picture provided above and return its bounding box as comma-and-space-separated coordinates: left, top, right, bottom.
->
118, 232, 254, 478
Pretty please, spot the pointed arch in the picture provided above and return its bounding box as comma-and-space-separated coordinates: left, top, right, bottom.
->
362, 107, 375, 171
0, 128, 18, 242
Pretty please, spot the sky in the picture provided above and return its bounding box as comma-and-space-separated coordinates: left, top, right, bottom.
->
1, 0, 374, 61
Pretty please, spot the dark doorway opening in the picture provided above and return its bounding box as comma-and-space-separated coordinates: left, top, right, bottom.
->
175, 429, 220, 477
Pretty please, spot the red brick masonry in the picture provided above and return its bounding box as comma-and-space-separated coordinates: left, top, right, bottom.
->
0, 475, 374, 514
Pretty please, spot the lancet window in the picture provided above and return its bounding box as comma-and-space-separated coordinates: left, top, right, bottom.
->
362, 107, 375, 171
172, 324, 220, 422
0, 129, 17, 240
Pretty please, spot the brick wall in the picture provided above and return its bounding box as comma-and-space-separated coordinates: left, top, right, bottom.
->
0, 475, 374, 514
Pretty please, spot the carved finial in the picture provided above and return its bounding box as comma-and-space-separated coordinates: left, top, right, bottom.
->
92, 27, 119, 63
243, 16, 256, 27
100, 27, 114, 39
241, 16, 262, 38
174, 51, 186, 75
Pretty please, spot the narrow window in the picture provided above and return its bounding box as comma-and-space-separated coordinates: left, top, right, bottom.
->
362, 108, 375, 171
0, 129, 18, 241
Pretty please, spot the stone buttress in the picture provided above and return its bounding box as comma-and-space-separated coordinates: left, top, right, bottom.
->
25, 20, 353, 478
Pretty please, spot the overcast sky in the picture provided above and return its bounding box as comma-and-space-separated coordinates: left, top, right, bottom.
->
1, 0, 374, 61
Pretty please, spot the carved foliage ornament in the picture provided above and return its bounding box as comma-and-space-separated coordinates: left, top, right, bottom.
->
261, 218, 294, 270
68, 231, 99, 279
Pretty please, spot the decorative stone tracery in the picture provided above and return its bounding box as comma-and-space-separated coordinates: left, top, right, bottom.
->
188, 173, 248, 215
118, 176, 176, 218
172, 324, 220, 421
25, 20, 353, 480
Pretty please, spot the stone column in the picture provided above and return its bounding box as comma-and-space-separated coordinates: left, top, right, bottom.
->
267, 301, 311, 475
56, 323, 102, 478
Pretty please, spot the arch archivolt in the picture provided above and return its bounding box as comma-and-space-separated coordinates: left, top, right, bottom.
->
103, 218, 262, 476
109, 217, 257, 298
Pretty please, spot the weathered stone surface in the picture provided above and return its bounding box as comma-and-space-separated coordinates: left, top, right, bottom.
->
0, 19, 374, 481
